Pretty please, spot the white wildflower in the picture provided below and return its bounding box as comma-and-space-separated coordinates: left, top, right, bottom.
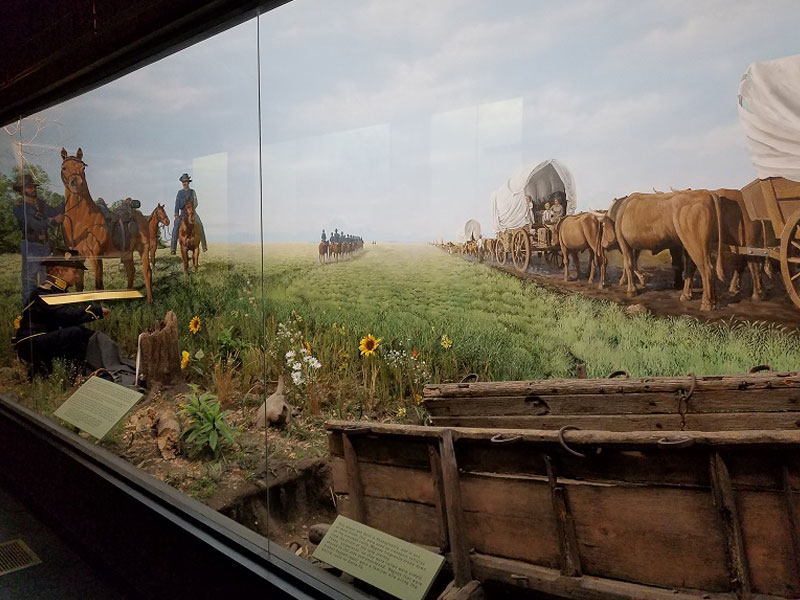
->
292, 361, 302, 371
285, 350, 296, 360
291, 371, 304, 385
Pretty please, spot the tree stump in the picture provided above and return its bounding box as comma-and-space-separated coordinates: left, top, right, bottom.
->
140, 311, 181, 386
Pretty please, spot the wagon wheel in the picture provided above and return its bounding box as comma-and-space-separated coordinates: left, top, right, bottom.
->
779, 208, 800, 309
511, 230, 531, 272
545, 249, 564, 269
495, 237, 507, 265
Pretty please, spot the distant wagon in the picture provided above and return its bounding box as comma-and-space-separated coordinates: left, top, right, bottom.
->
735, 54, 800, 310
491, 159, 577, 272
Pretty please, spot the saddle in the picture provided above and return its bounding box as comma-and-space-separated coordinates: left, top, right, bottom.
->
98, 198, 140, 251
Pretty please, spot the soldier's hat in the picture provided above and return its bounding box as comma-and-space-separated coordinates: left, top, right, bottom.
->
12, 174, 40, 193
41, 248, 88, 270
179, 173, 192, 183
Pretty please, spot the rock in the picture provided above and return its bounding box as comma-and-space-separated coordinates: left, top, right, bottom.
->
625, 303, 649, 317
308, 523, 331, 545
256, 376, 291, 428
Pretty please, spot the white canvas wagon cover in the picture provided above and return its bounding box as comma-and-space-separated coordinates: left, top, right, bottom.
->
464, 219, 481, 241
491, 159, 577, 233
738, 53, 800, 180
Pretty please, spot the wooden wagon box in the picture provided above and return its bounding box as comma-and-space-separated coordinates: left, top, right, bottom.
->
422, 371, 800, 431
327, 420, 800, 599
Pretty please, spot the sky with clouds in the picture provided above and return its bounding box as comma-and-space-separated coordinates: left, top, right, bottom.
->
2, 0, 799, 242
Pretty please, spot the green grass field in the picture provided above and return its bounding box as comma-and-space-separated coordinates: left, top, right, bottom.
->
1, 242, 799, 420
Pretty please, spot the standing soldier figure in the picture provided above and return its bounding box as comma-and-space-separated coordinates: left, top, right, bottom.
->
13, 173, 64, 305
170, 173, 208, 255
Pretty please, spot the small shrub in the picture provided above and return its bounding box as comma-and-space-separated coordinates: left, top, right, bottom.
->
179, 386, 237, 459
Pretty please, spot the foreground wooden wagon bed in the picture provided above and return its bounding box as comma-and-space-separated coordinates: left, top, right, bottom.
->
423, 371, 800, 430
327, 418, 800, 599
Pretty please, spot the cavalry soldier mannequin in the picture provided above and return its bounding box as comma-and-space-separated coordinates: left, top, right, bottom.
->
170, 173, 207, 255
13, 174, 65, 304
14, 248, 110, 378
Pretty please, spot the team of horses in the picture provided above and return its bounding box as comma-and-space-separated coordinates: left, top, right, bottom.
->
318, 239, 364, 263
60, 147, 198, 302
446, 187, 767, 312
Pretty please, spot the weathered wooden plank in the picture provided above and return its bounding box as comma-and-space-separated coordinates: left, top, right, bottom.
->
327, 420, 800, 447
544, 454, 582, 576
342, 433, 366, 523
428, 412, 800, 431
440, 429, 472, 586
337, 496, 441, 547
424, 373, 800, 399
429, 443, 450, 552
331, 457, 436, 504
568, 483, 730, 592
782, 465, 800, 592
468, 553, 738, 600
738, 488, 800, 597
423, 389, 800, 417
710, 452, 752, 599
428, 414, 686, 431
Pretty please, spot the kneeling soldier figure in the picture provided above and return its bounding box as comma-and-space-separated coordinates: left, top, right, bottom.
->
14, 248, 110, 378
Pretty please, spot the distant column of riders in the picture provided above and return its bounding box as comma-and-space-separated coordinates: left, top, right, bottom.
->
318, 228, 364, 262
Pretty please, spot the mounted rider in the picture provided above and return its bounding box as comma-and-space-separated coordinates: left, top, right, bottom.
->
321, 229, 327, 243
170, 173, 207, 255
13, 173, 65, 305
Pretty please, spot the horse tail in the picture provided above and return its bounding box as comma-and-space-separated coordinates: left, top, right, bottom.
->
711, 191, 725, 283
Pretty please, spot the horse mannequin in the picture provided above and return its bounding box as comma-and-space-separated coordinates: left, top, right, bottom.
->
60, 147, 154, 302
178, 200, 200, 274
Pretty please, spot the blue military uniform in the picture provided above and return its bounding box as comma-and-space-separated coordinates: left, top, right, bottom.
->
14, 252, 104, 377
12, 176, 64, 305
171, 174, 207, 254
321, 229, 327, 242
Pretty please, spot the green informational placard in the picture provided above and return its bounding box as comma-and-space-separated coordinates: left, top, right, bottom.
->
54, 376, 143, 440
312, 516, 445, 600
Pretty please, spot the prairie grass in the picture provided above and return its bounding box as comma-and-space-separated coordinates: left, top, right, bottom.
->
0, 243, 798, 420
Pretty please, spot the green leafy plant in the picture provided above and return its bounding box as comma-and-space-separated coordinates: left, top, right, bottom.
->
179, 386, 237, 459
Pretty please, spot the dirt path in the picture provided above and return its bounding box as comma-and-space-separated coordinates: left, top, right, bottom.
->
472, 252, 800, 331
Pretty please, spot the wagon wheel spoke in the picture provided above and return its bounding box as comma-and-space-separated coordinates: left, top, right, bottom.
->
787, 257, 800, 264
792, 240, 800, 252
792, 271, 800, 282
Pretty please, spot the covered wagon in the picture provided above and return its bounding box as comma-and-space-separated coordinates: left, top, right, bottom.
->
491, 159, 577, 272
735, 53, 800, 309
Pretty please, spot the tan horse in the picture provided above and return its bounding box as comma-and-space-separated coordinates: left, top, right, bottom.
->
134, 203, 169, 270
60, 147, 153, 302
178, 201, 199, 274
318, 241, 329, 264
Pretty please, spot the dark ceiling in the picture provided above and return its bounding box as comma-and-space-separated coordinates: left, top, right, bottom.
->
0, 0, 288, 127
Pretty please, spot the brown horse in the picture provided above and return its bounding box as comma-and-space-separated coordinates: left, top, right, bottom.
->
134, 203, 169, 270
178, 200, 199, 274
318, 241, 329, 263
60, 147, 154, 302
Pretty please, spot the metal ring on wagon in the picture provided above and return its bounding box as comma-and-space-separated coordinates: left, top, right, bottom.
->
607, 370, 629, 379
490, 433, 522, 445
341, 425, 372, 435
656, 436, 695, 449
460, 373, 480, 384
558, 425, 587, 458
749, 364, 773, 374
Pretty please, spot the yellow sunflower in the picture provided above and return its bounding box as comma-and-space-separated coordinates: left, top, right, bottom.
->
189, 316, 202, 334
180, 350, 190, 370
396, 407, 407, 418
440, 334, 453, 349
359, 334, 382, 357
13, 315, 21, 329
